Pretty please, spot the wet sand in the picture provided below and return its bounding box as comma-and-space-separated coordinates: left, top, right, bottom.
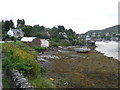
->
41, 48, 119, 88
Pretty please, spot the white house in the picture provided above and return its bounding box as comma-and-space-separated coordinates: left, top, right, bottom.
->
91, 33, 96, 37
40, 39, 49, 47
86, 35, 91, 41
7, 28, 24, 38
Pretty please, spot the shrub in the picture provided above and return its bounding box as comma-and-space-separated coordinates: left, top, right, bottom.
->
11, 41, 38, 57
49, 40, 59, 47
2, 42, 55, 88
2, 43, 40, 77
32, 46, 48, 53
50, 39, 72, 47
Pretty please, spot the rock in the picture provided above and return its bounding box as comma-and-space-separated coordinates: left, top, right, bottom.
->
64, 82, 69, 85
12, 69, 19, 73
13, 74, 23, 82
58, 46, 63, 48
16, 78, 28, 87
10, 69, 34, 88
38, 55, 60, 59
58, 50, 70, 53
37, 58, 47, 62
20, 82, 33, 88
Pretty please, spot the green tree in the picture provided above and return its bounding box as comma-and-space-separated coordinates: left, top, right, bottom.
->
4, 20, 11, 32
58, 25, 65, 32
49, 27, 59, 39
9, 20, 15, 29
67, 29, 75, 36
22, 25, 33, 36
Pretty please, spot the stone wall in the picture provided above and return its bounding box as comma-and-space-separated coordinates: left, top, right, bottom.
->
7, 69, 34, 89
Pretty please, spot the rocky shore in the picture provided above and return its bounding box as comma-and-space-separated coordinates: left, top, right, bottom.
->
39, 46, 119, 88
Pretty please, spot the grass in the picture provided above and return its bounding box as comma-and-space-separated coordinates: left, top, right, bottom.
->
32, 46, 48, 53
11, 41, 38, 57
30, 75, 55, 88
2, 68, 10, 89
2, 75, 10, 89
2, 42, 55, 88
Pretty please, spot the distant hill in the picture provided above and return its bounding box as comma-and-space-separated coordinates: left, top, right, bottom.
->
79, 25, 120, 41
85, 25, 119, 35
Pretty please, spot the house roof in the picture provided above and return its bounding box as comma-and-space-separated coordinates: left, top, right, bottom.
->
21, 37, 37, 42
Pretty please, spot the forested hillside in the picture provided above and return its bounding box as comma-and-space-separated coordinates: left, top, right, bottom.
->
85, 25, 119, 35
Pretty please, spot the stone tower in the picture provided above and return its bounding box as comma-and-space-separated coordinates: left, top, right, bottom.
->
17, 19, 25, 28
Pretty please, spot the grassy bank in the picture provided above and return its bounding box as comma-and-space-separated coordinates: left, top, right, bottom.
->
2, 41, 55, 88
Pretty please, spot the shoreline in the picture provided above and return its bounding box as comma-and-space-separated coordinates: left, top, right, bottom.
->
95, 49, 119, 61
40, 46, 119, 88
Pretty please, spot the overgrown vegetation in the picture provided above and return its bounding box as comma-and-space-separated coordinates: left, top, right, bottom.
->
32, 46, 48, 53
2, 65, 10, 89
2, 43, 40, 76
11, 41, 38, 57
2, 74, 10, 88
50, 39, 86, 47
2, 42, 55, 88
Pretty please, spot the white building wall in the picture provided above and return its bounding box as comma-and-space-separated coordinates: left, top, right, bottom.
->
40, 39, 49, 47
7, 29, 14, 36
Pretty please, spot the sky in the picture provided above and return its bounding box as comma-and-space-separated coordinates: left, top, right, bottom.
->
0, 0, 119, 34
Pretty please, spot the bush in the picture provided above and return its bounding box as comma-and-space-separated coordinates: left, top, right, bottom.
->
2, 42, 55, 88
2, 43, 41, 77
49, 40, 59, 47
11, 41, 38, 57
50, 39, 72, 47
32, 46, 48, 53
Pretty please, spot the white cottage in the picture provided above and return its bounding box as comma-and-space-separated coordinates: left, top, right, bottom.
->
86, 35, 91, 41
40, 39, 49, 47
7, 28, 24, 38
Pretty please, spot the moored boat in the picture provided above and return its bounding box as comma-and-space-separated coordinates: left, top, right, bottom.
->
75, 47, 91, 53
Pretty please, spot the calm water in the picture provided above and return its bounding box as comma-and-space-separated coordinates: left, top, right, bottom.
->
95, 41, 119, 60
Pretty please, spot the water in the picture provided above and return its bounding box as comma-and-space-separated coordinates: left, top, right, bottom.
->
95, 41, 119, 60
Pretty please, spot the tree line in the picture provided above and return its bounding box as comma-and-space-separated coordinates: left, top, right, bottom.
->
1, 19, 85, 46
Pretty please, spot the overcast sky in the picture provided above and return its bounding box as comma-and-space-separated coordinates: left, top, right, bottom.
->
0, 0, 119, 34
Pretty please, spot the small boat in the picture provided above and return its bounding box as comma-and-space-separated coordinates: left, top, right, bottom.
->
75, 47, 91, 53
89, 41, 95, 44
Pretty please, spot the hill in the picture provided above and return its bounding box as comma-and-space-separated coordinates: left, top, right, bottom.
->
85, 25, 119, 35
80, 25, 120, 41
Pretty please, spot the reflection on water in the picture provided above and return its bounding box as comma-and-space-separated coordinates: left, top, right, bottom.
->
95, 41, 119, 60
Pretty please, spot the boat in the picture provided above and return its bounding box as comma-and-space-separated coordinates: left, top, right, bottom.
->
75, 47, 91, 53
89, 41, 95, 44
75, 32, 91, 53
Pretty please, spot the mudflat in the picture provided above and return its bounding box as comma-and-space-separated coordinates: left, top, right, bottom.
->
42, 50, 119, 88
